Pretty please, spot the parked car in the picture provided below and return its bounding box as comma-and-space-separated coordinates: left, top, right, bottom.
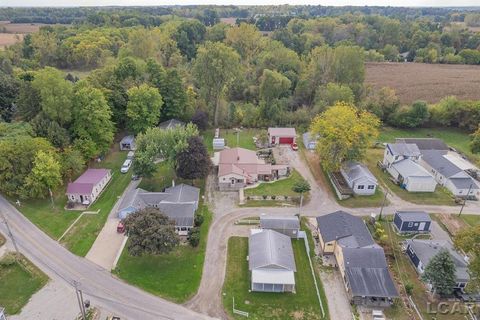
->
117, 221, 125, 233
120, 159, 132, 173
291, 142, 298, 151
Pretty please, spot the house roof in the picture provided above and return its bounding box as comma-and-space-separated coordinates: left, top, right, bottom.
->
158, 119, 185, 130
120, 135, 135, 144
341, 161, 377, 184
219, 148, 260, 165
343, 246, 398, 298
316, 211, 375, 248
251, 269, 295, 285
406, 240, 470, 282
268, 127, 296, 137
395, 138, 448, 151
260, 215, 300, 230
392, 159, 433, 178
218, 147, 280, 178
387, 143, 421, 157
450, 177, 479, 190
117, 183, 200, 227
395, 211, 431, 222
66, 169, 110, 194
249, 229, 296, 272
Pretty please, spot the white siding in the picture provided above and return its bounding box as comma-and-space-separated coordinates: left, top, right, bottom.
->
404, 176, 437, 192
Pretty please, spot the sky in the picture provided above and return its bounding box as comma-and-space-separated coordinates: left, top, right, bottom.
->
1, 0, 480, 7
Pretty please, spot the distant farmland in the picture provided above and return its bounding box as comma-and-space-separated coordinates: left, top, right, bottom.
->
365, 62, 480, 104
0, 21, 60, 49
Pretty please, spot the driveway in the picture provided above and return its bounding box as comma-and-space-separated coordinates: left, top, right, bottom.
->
430, 220, 452, 242
85, 179, 139, 271
320, 270, 353, 320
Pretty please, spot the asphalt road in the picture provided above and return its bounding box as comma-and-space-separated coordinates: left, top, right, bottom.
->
0, 196, 215, 320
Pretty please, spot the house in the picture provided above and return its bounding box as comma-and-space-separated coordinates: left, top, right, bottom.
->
383, 143, 422, 167
66, 169, 112, 206
119, 135, 136, 151
395, 138, 449, 151
217, 147, 289, 191
420, 150, 479, 198
260, 215, 300, 238
388, 159, 437, 192
117, 183, 200, 235
302, 132, 318, 150
249, 229, 296, 293
317, 211, 398, 306
393, 211, 431, 233
405, 240, 469, 292
158, 119, 185, 130
268, 127, 296, 145
340, 161, 378, 195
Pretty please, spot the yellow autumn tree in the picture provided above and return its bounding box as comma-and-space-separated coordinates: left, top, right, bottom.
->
310, 102, 380, 172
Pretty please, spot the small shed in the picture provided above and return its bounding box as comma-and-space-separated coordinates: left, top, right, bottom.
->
213, 138, 225, 150
393, 211, 431, 233
302, 132, 317, 150
120, 135, 136, 151
340, 161, 378, 196
260, 215, 300, 238
268, 127, 296, 145
159, 119, 185, 130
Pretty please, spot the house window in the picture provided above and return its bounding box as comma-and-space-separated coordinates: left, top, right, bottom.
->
367, 185, 375, 190
357, 185, 365, 190
414, 223, 418, 227
408, 222, 413, 227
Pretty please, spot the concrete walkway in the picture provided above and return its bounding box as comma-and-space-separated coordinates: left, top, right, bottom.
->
85, 179, 139, 271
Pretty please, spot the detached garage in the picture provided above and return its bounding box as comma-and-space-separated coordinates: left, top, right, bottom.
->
393, 211, 431, 233
268, 127, 297, 145
388, 159, 437, 192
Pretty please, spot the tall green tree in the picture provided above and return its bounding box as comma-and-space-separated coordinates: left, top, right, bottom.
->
0, 71, 19, 122
24, 150, 62, 203
193, 41, 240, 126
259, 69, 291, 104
126, 84, 163, 134
422, 250, 456, 296
175, 136, 212, 181
174, 20, 206, 60
292, 180, 311, 213
16, 80, 42, 121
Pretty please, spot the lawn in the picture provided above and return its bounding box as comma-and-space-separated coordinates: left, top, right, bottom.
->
376, 218, 465, 320
459, 214, 480, 227
222, 236, 328, 320
244, 170, 307, 198
17, 145, 132, 256
0, 254, 48, 315
365, 149, 455, 206
203, 128, 262, 154
113, 205, 212, 303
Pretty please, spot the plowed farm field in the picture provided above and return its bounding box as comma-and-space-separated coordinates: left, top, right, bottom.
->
365, 62, 480, 104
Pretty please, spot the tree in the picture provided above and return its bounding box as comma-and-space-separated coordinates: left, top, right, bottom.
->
191, 110, 209, 131
310, 103, 380, 171
315, 82, 354, 109
61, 147, 85, 180
126, 84, 163, 134
173, 20, 206, 60
471, 127, 480, 154
389, 100, 430, 128
259, 69, 291, 104
24, 150, 62, 203
198, 8, 219, 27
123, 208, 179, 256
362, 87, 400, 121
225, 23, 264, 63
422, 250, 456, 296
175, 136, 212, 181
292, 180, 311, 213
0, 71, 19, 122
31, 67, 74, 126
193, 41, 240, 126
72, 84, 115, 158
455, 225, 480, 290
16, 80, 42, 121
158, 69, 188, 121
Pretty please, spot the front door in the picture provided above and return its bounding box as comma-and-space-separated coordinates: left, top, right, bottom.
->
419, 222, 426, 231
80, 195, 84, 203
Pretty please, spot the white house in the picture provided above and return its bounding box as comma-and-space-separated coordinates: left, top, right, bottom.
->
66, 169, 112, 206
119, 135, 136, 151
340, 161, 378, 195
249, 229, 296, 293
383, 143, 421, 167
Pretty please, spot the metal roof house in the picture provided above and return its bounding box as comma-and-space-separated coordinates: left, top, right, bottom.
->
119, 135, 136, 151
340, 161, 378, 196
302, 132, 318, 150
389, 159, 437, 192
260, 215, 300, 238
268, 127, 297, 145
249, 229, 296, 293
405, 239, 470, 293
66, 169, 112, 206
393, 211, 431, 233
316, 211, 398, 306
158, 119, 185, 130
117, 183, 200, 236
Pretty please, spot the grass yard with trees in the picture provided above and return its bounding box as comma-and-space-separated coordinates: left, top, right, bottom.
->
222, 236, 328, 320
244, 170, 308, 198
0, 254, 49, 315
203, 128, 261, 154
113, 205, 212, 303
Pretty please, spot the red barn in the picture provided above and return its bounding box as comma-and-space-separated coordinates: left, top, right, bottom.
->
268, 127, 297, 145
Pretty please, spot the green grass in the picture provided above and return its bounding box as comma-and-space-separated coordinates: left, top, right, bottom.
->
18, 146, 132, 256
0, 232, 6, 247
244, 170, 307, 198
113, 205, 212, 303
240, 200, 297, 208
459, 214, 480, 227
223, 236, 328, 320
203, 128, 262, 154
0, 254, 48, 315
365, 149, 455, 206
138, 161, 175, 192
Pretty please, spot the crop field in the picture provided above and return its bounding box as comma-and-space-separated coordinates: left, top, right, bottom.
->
365, 62, 480, 104
0, 33, 23, 48
0, 21, 65, 49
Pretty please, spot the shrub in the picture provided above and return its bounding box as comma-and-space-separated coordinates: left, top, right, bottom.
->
405, 282, 414, 295
271, 195, 276, 200
262, 195, 267, 200
0, 253, 17, 266
194, 214, 204, 227
188, 227, 200, 247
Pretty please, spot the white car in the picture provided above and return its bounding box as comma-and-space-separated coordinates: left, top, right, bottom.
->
121, 159, 132, 173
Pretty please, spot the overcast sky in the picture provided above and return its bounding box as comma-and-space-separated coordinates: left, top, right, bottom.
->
2, 0, 480, 7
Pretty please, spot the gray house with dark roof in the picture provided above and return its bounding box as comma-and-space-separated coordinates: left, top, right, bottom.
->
249, 229, 296, 292
316, 211, 398, 306
393, 211, 431, 233
260, 215, 300, 238
117, 183, 199, 235
395, 138, 448, 151
340, 161, 378, 196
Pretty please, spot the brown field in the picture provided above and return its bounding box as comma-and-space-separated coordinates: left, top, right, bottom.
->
449, 21, 480, 33
0, 33, 24, 49
219, 17, 237, 26
365, 62, 480, 104
0, 21, 48, 34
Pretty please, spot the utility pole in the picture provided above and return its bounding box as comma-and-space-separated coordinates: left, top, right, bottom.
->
458, 183, 473, 217
0, 210, 19, 255
73, 281, 87, 320
379, 189, 389, 221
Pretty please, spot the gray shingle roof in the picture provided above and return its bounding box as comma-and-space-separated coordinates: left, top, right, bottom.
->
120, 135, 135, 144
260, 215, 300, 230
316, 211, 375, 248
395, 211, 431, 222
249, 230, 296, 272
450, 177, 479, 190
387, 143, 421, 157
421, 150, 463, 178
342, 161, 377, 184
392, 159, 433, 178
343, 246, 398, 298
396, 138, 448, 151
406, 240, 470, 282
158, 119, 185, 130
